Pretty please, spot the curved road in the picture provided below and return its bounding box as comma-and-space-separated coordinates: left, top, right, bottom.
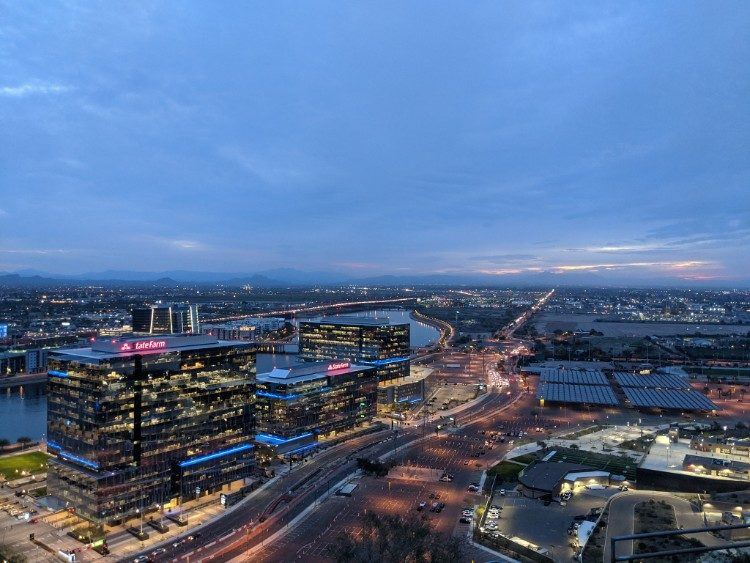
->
603, 490, 726, 562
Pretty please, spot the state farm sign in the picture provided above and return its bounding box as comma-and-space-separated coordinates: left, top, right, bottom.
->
120, 340, 168, 352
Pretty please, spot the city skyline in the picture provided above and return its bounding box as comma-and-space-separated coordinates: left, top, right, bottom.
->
2, 2, 749, 285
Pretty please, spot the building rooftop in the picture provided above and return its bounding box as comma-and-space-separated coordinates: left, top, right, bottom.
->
303, 315, 407, 327
684, 454, 750, 473
257, 360, 373, 385
519, 461, 591, 493
378, 366, 433, 387
49, 333, 252, 363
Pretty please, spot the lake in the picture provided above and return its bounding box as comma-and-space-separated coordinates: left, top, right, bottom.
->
0, 383, 47, 442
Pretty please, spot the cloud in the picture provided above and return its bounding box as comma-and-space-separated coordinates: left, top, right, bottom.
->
0, 81, 71, 97
218, 147, 310, 185
0, 248, 71, 255
470, 253, 540, 263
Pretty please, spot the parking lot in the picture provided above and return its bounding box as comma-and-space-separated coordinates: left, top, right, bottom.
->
480, 488, 616, 561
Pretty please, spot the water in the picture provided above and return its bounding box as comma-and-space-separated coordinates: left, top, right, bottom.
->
0, 383, 47, 442
296, 308, 440, 348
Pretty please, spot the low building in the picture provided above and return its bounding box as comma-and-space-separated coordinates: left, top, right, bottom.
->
377, 367, 433, 411
690, 437, 750, 459
518, 461, 620, 499
254, 360, 378, 456
683, 454, 750, 481
0, 352, 25, 375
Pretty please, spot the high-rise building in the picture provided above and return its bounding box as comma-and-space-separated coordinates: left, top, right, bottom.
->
46, 333, 255, 524
131, 304, 200, 335
254, 360, 378, 454
298, 316, 410, 382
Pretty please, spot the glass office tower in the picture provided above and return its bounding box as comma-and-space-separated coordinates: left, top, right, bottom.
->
131, 304, 200, 335
298, 316, 410, 382
46, 334, 255, 524
255, 360, 378, 454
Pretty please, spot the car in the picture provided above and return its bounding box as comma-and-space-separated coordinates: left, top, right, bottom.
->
417, 501, 427, 511
490, 505, 500, 510
459, 517, 471, 524
561, 491, 573, 501
133, 557, 151, 563
498, 489, 506, 496
151, 548, 166, 557
462, 510, 473, 517
487, 511, 499, 519
467, 485, 479, 492
485, 521, 498, 530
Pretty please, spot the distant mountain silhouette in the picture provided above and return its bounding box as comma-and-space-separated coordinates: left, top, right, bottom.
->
1, 268, 746, 288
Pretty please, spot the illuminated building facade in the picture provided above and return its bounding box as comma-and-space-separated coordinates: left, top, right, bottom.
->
298, 316, 410, 382
254, 360, 378, 454
46, 334, 255, 524
131, 304, 200, 335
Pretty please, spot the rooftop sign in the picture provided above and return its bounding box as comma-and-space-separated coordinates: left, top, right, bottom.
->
91, 333, 218, 354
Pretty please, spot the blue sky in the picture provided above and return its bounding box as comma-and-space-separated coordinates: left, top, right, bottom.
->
1, 2, 748, 284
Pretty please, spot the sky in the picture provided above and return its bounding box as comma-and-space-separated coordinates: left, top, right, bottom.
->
1, 1, 749, 285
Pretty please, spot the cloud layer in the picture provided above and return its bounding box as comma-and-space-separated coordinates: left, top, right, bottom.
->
0, 2, 748, 283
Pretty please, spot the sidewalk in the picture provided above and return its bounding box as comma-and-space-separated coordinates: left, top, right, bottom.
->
108, 465, 293, 559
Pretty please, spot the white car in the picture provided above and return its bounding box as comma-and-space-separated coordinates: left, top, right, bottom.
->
499, 489, 506, 496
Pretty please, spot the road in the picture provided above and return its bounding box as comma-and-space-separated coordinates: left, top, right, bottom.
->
242, 378, 575, 562
603, 490, 727, 562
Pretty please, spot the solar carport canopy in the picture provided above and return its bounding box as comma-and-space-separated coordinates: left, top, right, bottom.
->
622, 388, 718, 411
613, 372, 690, 390
537, 382, 619, 406
539, 368, 608, 386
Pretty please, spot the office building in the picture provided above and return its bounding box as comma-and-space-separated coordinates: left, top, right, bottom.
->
201, 318, 286, 341
131, 304, 200, 335
298, 316, 410, 383
46, 333, 255, 524
255, 360, 378, 455
377, 366, 433, 411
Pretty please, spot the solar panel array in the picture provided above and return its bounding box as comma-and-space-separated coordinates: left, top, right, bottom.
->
622, 387, 718, 411
539, 368, 609, 386
613, 372, 690, 390
537, 382, 619, 406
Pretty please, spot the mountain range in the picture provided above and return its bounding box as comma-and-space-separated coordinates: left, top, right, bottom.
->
0, 268, 746, 289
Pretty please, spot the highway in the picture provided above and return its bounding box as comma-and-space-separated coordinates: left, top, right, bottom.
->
205, 297, 417, 323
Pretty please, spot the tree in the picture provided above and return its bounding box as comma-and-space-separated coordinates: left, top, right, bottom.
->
327, 512, 463, 563
17, 437, 32, 450
0, 439, 10, 448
